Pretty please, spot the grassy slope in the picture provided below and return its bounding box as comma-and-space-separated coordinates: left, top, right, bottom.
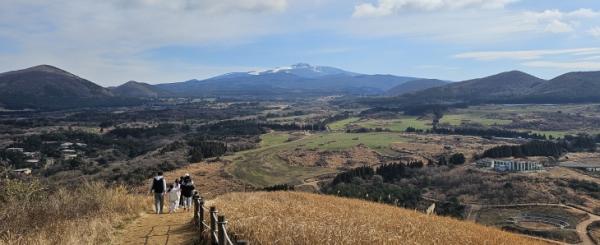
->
328, 117, 360, 131
1, 181, 146, 244
210, 192, 547, 245
331, 114, 510, 133
228, 132, 408, 187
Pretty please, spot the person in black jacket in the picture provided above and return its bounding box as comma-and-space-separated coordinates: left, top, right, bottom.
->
180, 173, 195, 211
150, 172, 167, 214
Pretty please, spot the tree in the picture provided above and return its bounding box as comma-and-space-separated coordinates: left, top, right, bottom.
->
449, 153, 466, 165
437, 156, 448, 165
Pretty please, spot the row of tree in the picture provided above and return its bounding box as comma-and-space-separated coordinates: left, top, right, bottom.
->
481, 134, 597, 159
187, 139, 227, 162
422, 127, 547, 140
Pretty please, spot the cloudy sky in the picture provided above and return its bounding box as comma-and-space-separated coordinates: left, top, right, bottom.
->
1, 0, 600, 86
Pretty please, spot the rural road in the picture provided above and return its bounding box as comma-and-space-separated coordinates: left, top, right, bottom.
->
576, 213, 600, 245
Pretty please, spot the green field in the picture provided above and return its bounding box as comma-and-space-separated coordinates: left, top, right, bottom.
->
440, 114, 512, 126
327, 117, 359, 131
329, 114, 511, 133
357, 117, 429, 131
227, 131, 409, 187
300, 132, 408, 153
260, 132, 291, 147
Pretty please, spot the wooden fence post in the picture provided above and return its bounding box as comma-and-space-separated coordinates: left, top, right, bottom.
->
193, 196, 200, 224
199, 198, 205, 234
218, 215, 227, 245
210, 206, 218, 245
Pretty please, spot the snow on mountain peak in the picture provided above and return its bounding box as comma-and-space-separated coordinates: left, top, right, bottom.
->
210, 63, 360, 80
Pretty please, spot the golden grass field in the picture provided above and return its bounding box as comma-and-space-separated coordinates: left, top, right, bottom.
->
209, 192, 548, 245
0, 180, 146, 245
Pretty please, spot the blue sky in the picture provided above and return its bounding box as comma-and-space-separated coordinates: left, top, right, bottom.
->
1, 0, 600, 85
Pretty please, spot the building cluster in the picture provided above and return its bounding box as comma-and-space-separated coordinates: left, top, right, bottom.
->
477, 158, 544, 172
60, 142, 86, 160
5, 141, 87, 176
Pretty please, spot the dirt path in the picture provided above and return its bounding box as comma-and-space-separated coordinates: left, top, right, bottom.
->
117, 162, 250, 244
115, 207, 197, 245
576, 213, 600, 245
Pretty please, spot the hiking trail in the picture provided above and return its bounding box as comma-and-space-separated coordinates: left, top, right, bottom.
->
115, 162, 249, 245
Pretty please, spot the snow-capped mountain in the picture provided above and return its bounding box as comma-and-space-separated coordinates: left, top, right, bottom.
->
258, 63, 360, 78
156, 63, 421, 97
213, 63, 360, 80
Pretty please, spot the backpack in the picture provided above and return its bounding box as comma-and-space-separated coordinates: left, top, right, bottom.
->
152, 178, 165, 193
181, 182, 195, 197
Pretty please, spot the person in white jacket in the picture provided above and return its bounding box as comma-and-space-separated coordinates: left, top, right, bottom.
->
173, 178, 182, 211
167, 183, 181, 214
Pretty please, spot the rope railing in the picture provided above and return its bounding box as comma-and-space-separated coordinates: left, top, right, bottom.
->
193, 195, 248, 245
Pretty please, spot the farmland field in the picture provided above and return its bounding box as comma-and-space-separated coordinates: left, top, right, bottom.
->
227, 131, 409, 186
327, 117, 359, 131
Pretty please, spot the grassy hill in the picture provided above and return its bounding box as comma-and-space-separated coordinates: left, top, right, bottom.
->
386, 79, 449, 96
0, 65, 140, 110
209, 192, 547, 244
110, 80, 173, 98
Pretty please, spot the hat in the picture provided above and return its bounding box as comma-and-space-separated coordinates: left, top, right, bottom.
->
185, 173, 190, 177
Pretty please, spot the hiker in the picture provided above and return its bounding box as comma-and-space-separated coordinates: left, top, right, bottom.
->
178, 176, 185, 208
180, 173, 195, 211
174, 178, 182, 211
150, 172, 167, 214
167, 183, 180, 214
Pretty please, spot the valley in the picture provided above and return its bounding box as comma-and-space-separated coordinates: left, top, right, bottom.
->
4, 1, 600, 244
2, 64, 600, 245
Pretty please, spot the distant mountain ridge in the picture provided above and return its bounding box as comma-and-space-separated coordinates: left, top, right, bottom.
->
3, 64, 600, 110
397, 70, 600, 105
156, 63, 421, 97
213, 63, 360, 80
386, 79, 450, 96
0, 65, 137, 110
110, 81, 173, 98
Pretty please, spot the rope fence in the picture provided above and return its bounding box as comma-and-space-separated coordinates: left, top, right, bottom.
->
193, 195, 248, 245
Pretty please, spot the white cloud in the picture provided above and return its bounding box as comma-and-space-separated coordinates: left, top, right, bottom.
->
353, 0, 519, 17
348, 4, 600, 43
454, 48, 600, 61
589, 27, 600, 38
99, 0, 287, 13
544, 20, 574, 33
523, 8, 600, 34
568, 8, 600, 18
0, 0, 290, 85
523, 61, 600, 70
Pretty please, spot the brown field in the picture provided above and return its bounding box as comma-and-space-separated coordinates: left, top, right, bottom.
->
391, 134, 517, 162
158, 161, 253, 199
278, 145, 380, 168
518, 221, 559, 230
0, 181, 146, 245
209, 191, 549, 245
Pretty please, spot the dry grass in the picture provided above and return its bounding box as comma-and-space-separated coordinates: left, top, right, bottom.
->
0, 179, 146, 245
210, 192, 549, 245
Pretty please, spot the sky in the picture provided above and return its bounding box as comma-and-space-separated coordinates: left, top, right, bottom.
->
1, 0, 600, 86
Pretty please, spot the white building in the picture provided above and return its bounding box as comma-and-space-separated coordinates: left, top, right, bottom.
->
13, 168, 32, 175
477, 158, 544, 172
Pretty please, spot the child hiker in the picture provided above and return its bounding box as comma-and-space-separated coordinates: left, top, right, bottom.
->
168, 183, 180, 214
